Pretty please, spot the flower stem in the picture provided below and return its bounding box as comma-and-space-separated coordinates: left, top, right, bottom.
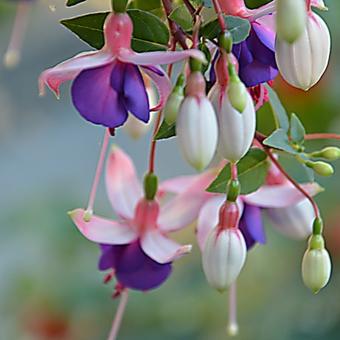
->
264, 146, 320, 218
86, 129, 111, 213
212, 0, 226, 31
4, 0, 31, 68
305, 133, 340, 141
183, 0, 196, 16
107, 290, 129, 340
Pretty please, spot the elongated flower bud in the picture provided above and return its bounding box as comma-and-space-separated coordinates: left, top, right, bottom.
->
209, 84, 256, 162
306, 160, 334, 177
302, 234, 331, 293
202, 227, 247, 292
228, 63, 247, 113
164, 75, 185, 125
177, 72, 218, 171
311, 147, 340, 161
275, 12, 331, 90
266, 199, 314, 240
276, 0, 307, 43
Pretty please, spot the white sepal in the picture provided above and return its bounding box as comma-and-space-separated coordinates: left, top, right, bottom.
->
266, 199, 314, 240
275, 12, 331, 90
209, 85, 256, 163
202, 227, 247, 292
176, 96, 218, 171
302, 247, 331, 293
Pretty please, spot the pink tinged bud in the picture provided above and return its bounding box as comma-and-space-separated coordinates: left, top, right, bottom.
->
176, 73, 218, 171
202, 227, 247, 292
209, 85, 256, 163
266, 199, 314, 240
275, 12, 331, 90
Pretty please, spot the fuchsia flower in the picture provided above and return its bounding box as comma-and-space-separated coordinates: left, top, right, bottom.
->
39, 12, 205, 128
69, 146, 215, 291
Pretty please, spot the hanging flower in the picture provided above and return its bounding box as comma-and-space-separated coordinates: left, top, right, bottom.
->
69, 146, 215, 291
39, 12, 205, 128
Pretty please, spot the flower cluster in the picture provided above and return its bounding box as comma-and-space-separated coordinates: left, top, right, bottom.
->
36, 0, 338, 338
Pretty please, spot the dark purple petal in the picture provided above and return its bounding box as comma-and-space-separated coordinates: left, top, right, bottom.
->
122, 64, 150, 123
72, 64, 128, 128
239, 204, 266, 250
240, 62, 278, 87
111, 62, 126, 92
98, 241, 172, 291
142, 65, 164, 76
252, 21, 275, 51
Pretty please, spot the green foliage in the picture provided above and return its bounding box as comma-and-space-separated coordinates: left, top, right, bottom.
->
61, 10, 169, 52
263, 129, 298, 155
200, 15, 251, 44
66, 0, 87, 6
169, 5, 193, 31
154, 120, 176, 140
207, 149, 269, 195
290, 113, 305, 145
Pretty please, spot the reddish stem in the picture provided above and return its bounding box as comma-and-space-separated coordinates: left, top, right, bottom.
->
183, 0, 196, 16
305, 133, 340, 141
212, 0, 226, 31
231, 163, 238, 180
264, 147, 320, 218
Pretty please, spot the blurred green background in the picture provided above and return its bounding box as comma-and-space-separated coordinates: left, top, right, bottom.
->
0, 0, 340, 339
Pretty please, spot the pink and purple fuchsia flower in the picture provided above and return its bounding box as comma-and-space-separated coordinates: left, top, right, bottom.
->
69, 146, 215, 291
39, 12, 205, 128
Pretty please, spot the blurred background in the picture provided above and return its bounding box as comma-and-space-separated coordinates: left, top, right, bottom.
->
0, 0, 340, 339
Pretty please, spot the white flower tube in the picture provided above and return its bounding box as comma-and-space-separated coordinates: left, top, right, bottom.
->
177, 72, 218, 170
202, 227, 247, 292
275, 12, 331, 90
209, 84, 256, 162
266, 199, 314, 240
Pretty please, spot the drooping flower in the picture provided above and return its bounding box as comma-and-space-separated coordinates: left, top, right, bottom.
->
39, 12, 205, 128
69, 146, 215, 291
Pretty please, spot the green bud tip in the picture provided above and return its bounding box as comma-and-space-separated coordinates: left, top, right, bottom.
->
320, 147, 340, 161
306, 161, 334, 177
189, 58, 202, 73
144, 172, 158, 201
175, 74, 185, 88
308, 234, 325, 250
228, 79, 247, 113
227, 179, 241, 202
218, 31, 233, 54
313, 217, 323, 235
112, 0, 128, 13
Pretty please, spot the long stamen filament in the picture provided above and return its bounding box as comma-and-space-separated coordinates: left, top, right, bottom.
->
107, 290, 129, 340
86, 129, 111, 215
4, 1, 31, 68
227, 282, 239, 336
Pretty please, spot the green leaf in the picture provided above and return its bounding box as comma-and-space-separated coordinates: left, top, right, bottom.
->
207, 148, 269, 195
66, 0, 87, 6
154, 120, 176, 140
263, 129, 298, 154
200, 15, 250, 44
290, 113, 305, 145
169, 5, 193, 31
128, 0, 161, 11
265, 85, 289, 132
61, 9, 169, 52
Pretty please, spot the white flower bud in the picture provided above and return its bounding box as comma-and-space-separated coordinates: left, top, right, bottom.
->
266, 199, 314, 240
302, 235, 331, 293
276, 0, 307, 43
209, 84, 256, 163
202, 227, 247, 292
275, 12, 331, 90
177, 96, 218, 170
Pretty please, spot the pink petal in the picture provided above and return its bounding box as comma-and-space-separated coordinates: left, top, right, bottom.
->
158, 170, 216, 232
243, 182, 323, 208
141, 229, 192, 264
118, 49, 207, 66
39, 51, 114, 97
159, 174, 202, 195
106, 146, 143, 219
69, 208, 137, 244
196, 196, 225, 251
141, 65, 171, 111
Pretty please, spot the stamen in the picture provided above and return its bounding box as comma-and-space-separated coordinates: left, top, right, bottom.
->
107, 289, 129, 340
4, 1, 31, 68
85, 129, 111, 219
226, 282, 239, 337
